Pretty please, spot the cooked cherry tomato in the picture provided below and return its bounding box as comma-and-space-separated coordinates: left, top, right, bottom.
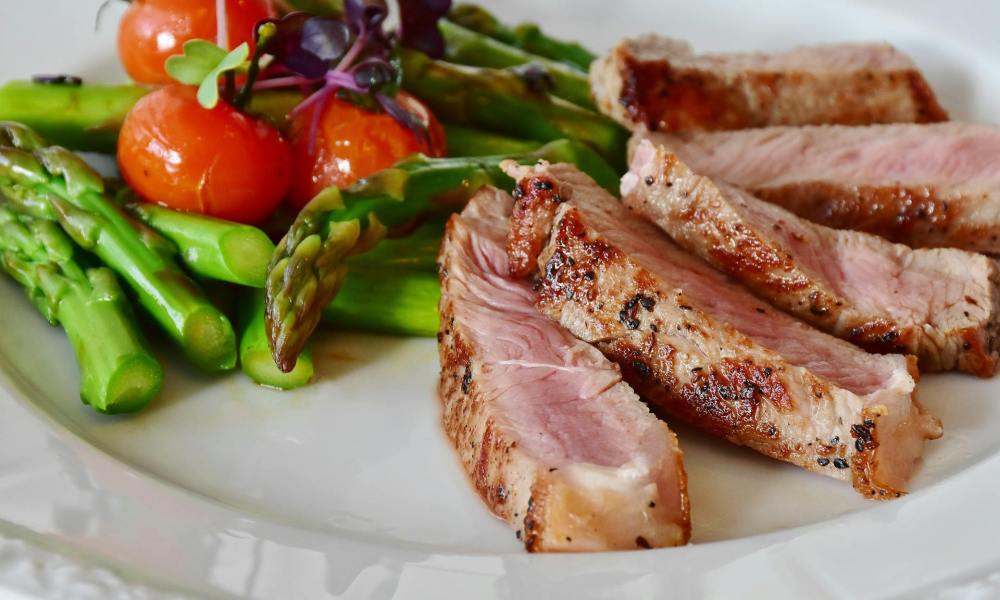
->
118, 84, 292, 224
118, 0, 274, 85
287, 91, 447, 209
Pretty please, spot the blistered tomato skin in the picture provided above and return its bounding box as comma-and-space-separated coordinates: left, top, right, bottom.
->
118, 85, 292, 224
287, 92, 447, 209
117, 0, 274, 86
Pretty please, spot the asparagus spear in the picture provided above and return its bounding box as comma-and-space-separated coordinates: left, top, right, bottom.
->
0, 82, 301, 151
266, 139, 617, 371
128, 203, 275, 288
438, 20, 594, 109
400, 49, 627, 170
240, 289, 315, 389
322, 267, 439, 337
326, 223, 443, 337
447, 4, 596, 71
347, 219, 444, 272
444, 123, 538, 157
0, 81, 147, 153
0, 205, 162, 412
0, 122, 236, 372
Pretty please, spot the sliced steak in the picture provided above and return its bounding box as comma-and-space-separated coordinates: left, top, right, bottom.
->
591, 35, 947, 133
635, 123, 1000, 253
438, 187, 690, 551
503, 161, 942, 499
622, 139, 1000, 376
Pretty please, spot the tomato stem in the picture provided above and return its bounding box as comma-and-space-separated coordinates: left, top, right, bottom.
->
234, 22, 278, 111
224, 71, 236, 104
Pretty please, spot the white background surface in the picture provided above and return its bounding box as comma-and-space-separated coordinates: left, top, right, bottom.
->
1, 0, 1000, 598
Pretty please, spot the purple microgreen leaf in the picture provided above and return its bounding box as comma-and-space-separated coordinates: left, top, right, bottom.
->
301, 18, 352, 63
251, 1, 435, 139
263, 11, 310, 60
351, 58, 394, 91
398, 0, 451, 58
265, 13, 352, 79
344, 0, 388, 33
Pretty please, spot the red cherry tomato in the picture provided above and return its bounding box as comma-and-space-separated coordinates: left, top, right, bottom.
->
118, 84, 292, 224
287, 91, 447, 209
118, 0, 274, 86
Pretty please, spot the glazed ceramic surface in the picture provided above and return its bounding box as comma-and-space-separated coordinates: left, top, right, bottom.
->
1, 0, 1000, 597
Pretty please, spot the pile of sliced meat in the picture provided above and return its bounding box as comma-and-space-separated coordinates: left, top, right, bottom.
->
434, 33, 1000, 552
439, 189, 689, 551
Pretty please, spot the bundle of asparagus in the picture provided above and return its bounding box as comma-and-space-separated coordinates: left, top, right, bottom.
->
0, 204, 162, 413
0, 122, 237, 373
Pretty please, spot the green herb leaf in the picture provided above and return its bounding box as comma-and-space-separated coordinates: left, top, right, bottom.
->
164, 40, 251, 109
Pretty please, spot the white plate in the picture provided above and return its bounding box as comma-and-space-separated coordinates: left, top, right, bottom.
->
2, 0, 1000, 598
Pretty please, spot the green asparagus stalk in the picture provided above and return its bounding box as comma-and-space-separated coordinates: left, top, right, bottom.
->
0, 82, 301, 151
240, 289, 314, 389
447, 4, 596, 71
0, 122, 236, 372
400, 49, 627, 170
327, 226, 443, 337
0, 81, 147, 153
128, 203, 275, 288
347, 219, 444, 272
322, 267, 439, 337
444, 123, 539, 157
0, 205, 162, 412
438, 20, 594, 109
266, 138, 617, 371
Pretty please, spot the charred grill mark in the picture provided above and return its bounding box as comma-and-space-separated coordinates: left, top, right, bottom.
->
753, 183, 960, 247
523, 493, 544, 552
841, 319, 910, 354
619, 293, 656, 330
807, 290, 831, 317
462, 364, 473, 394
536, 210, 622, 309
507, 176, 565, 278
618, 54, 945, 131
674, 359, 791, 435
611, 346, 793, 441
848, 410, 902, 498
670, 190, 812, 295
620, 57, 739, 131
631, 360, 651, 380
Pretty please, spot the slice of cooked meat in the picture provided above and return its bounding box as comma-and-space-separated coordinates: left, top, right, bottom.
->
591, 35, 947, 133
622, 139, 1000, 376
438, 187, 690, 552
635, 123, 1000, 253
503, 160, 942, 499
